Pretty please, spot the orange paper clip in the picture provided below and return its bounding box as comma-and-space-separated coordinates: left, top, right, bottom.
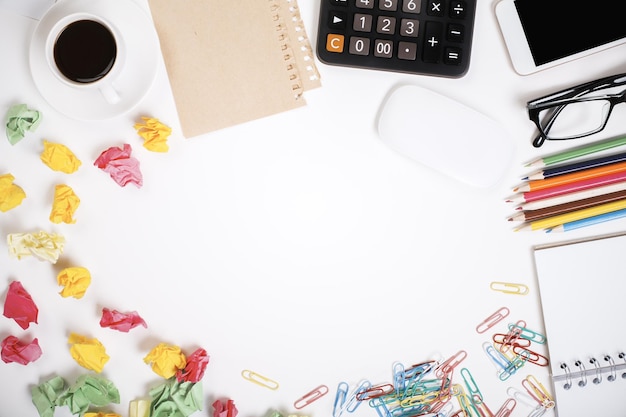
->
294, 384, 329, 409
490, 281, 529, 295
476, 307, 510, 334
241, 369, 279, 390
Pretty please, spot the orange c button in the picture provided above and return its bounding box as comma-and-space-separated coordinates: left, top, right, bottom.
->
326, 34, 344, 53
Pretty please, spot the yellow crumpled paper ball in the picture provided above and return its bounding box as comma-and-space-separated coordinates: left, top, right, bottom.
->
68, 333, 110, 373
0, 173, 26, 212
7, 231, 65, 263
143, 343, 187, 379
57, 266, 91, 299
40, 140, 82, 173
50, 184, 80, 224
134, 117, 171, 152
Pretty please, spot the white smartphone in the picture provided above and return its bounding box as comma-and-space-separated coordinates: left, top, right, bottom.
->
495, 0, 626, 75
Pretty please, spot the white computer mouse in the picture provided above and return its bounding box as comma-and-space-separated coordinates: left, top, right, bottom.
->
377, 84, 514, 188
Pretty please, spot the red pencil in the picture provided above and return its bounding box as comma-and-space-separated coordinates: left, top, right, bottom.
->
506, 170, 626, 204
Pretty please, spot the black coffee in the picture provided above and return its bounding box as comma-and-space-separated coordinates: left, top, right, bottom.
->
53, 19, 117, 84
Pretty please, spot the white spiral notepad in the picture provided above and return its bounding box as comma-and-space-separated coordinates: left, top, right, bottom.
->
533, 232, 626, 417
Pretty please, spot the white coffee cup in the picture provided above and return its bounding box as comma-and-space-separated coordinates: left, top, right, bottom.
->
45, 12, 124, 104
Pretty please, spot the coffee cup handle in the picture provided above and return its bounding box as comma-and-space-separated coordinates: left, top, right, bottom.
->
99, 82, 121, 104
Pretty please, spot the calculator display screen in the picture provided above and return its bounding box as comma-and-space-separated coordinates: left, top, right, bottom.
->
514, 0, 626, 66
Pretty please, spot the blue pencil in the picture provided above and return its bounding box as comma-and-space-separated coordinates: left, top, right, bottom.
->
524, 151, 626, 180
546, 208, 626, 232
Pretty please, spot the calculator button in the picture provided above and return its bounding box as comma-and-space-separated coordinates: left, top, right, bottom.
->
400, 18, 419, 37
349, 37, 371, 55
422, 21, 442, 62
374, 39, 394, 58
330, 0, 348, 5
447, 23, 464, 42
354, 13, 373, 32
326, 34, 345, 53
449, 1, 467, 18
427, 1, 445, 16
377, 16, 397, 35
328, 11, 347, 29
379, 0, 398, 12
402, 0, 421, 13
356, 0, 374, 9
397, 42, 417, 60
444, 47, 462, 64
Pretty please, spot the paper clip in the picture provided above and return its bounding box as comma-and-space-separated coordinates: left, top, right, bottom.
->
241, 370, 279, 390
332, 382, 349, 417
294, 384, 329, 409
604, 355, 617, 382
507, 322, 546, 344
512, 345, 549, 367
522, 375, 555, 409
494, 398, 516, 417
334, 380, 371, 416
506, 387, 538, 409
356, 383, 394, 401
476, 307, 510, 334
435, 350, 467, 378
460, 368, 483, 405
490, 281, 529, 295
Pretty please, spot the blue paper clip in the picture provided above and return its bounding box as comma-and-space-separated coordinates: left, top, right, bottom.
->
333, 380, 371, 416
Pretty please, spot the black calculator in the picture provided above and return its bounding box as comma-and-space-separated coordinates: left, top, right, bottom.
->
316, 0, 476, 78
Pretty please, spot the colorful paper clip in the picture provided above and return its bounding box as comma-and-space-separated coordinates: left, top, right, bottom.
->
522, 375, 555, 409
356, 383, 395, 401
460, 368, 483, 405
494, 398, 517, 417
435, 350, 467, 378
489, 281, 529, 295
241, 370, 279, 390
294, 384, 329, 409
476, 307, 510, 334
507, 321, 546, 344
333, 380, 370, 416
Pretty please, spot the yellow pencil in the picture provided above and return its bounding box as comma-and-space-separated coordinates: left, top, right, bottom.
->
515, 198, 626, 231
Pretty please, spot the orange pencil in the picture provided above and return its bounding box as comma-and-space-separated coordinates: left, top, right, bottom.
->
514, 160, 626, 192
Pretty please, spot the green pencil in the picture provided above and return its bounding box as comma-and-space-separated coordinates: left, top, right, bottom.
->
525, 136, 626, 168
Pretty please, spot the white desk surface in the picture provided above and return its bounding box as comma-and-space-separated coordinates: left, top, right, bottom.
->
2, 1, 626, 416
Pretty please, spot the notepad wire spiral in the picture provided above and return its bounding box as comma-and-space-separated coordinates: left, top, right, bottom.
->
556, 353, 626, 390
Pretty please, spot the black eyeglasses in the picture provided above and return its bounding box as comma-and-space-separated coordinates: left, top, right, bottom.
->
527, 73, 626, 148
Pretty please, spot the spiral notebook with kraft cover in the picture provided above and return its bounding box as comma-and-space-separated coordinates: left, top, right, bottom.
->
148, 0, 321, 138
533, 232, 626, 417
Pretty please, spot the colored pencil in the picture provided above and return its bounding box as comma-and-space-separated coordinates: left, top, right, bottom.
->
508, 189, 626, 222
524, 151, 626, 180
524, 135, 626, 168
514, 198, 626, 231
506, 170, 626, 204
514, 161, 626, 192
546, 208, 626, 232
514, 181, 626, 211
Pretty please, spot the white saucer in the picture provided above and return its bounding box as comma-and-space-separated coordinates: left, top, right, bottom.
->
29, 0, 160, 121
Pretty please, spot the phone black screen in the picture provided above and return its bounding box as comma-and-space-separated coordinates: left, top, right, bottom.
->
514, 0, 626, 66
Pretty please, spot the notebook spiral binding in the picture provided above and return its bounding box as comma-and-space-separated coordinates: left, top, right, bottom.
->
554, 353, 626, 389
268, 0, 321, 97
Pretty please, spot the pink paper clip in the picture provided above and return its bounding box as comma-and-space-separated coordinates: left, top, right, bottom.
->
435, 350, 467, 378
476, 307, 510, 334
294, 384, 329, 409
494, 398, 517, 417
